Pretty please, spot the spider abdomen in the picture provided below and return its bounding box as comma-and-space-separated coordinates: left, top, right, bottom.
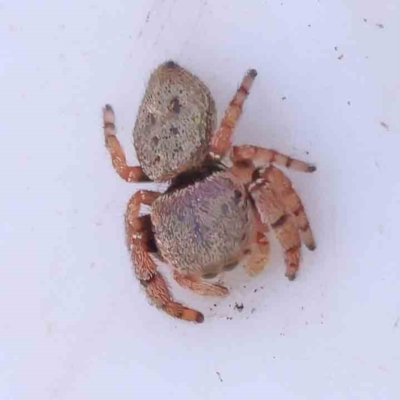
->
151, 171, 253, 276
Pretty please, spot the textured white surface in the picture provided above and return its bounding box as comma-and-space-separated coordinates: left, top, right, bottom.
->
1, 1, 400, 399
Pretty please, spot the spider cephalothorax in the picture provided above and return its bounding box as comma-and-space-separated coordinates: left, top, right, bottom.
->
103, 60, 316, 323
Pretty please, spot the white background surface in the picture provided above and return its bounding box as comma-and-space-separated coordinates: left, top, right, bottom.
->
1, 1, 400, 399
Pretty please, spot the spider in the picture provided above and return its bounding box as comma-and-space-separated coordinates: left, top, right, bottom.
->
102, 61, 316, 323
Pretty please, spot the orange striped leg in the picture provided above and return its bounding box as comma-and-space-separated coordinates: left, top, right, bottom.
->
126, 190, 204, 323
103, 104, 150, 182
263, 166, 316, 250
250, 180, 301, 280
210, 69, 257, 158
232, 145, 316, 173
173, 271, 229, 297
244, 211, 270, 276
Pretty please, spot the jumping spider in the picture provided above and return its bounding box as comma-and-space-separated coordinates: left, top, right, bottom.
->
103, 61, 316, 323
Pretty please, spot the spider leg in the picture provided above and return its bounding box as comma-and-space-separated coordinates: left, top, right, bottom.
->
173, 271, 229, 297
126, 190, 204, 322
210, 69, 257, 159
262, 166, 316, 250
232, 145, 316, 173
103, 104, 150, 182
249, 180, 301, 280
244, 211, 271, 276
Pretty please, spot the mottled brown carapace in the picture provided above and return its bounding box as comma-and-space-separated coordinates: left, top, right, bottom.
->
103, 61, 316, 323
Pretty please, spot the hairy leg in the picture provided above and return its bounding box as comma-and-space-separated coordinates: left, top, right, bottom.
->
244, 211, 271, 276
173, 271, 229, 297
232, 145, 316, 173
250, 180, 301, 280
210, 69, 257, 159
103, 104, 150, 182
125, 190, 203, 322
262, 166, 316, 250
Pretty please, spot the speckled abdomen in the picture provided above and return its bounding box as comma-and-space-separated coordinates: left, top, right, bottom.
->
151, 172, 253, 276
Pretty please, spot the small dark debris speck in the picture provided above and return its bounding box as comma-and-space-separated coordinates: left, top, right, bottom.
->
363, 18, 368, 23
376, 23, 384, 29
216, 371, 223, 382
282, 96, 287, 101
380, 121, 390, 131
347, 101, 351, 106
254, 289, 258, 293
334, 46, 338, 51
234, 303, 244, 312
214, 304, 217, 307
338, 54, 344, 60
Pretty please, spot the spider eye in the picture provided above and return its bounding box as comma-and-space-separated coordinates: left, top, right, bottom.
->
169, 97, 181, 114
